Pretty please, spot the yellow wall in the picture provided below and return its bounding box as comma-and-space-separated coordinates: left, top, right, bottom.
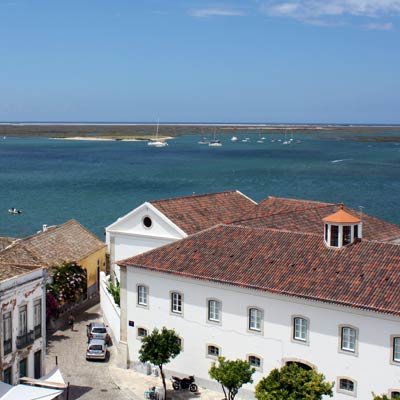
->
79, 247, 107, 290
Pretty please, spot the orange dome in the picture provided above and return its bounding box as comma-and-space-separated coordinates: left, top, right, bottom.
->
323, 205, 361, 224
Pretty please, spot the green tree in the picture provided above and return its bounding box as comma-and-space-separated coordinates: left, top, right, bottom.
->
106, 277, 120, 306
139, 327, 181, 398
373, 393, 399, 400
255, 363, 334, 400
209, 357, 255, 400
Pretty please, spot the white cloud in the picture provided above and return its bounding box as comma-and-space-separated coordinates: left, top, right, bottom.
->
261, 0, 400, 20
364, 21, 394, 29
188, 7, 246, 17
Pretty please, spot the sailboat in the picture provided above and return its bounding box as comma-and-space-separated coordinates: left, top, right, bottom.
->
282, 130, 290, 145
148, 120, 168, 147
209, 128, 222, 147
256, 131, 264, 143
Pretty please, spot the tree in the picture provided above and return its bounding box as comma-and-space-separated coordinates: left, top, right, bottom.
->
209, 356, 255, 400
139, 327, 181, 398
255, 363, 334, 400
373, 394, 400, 400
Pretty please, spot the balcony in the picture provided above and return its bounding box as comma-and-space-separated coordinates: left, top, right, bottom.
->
16, 331, 34, 349
3, 339, 12, 355
34, 324, 42, 339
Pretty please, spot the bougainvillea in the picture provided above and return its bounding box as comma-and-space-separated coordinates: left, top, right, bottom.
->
47, 262, 87, 305
46, 291, 59, 320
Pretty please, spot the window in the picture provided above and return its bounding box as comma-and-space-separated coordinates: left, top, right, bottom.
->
330, 225, 339, 247
324, 224, 328, 241
137, 285, 148, 306
19, 306, 27, 336
34, 350, 41, 379
143, 216, 152, 228
341, 327, 356, 352
207, 345, 220, 358
137, 327, 148, 338
3, 312, 12, 355
208, 300, 221, 322
393, 337, 400, 362
248, 355, 261, 369
248, 308, 262, 332
3, 367, 12, 384
339, 378, 355, 392
34, 299, 42, 339
391, 392, 400, 399
343, 226, 351, 245
354, 225, 359, 239
293, 317, 308, 342
19, 358, 27, 378
171, 292, 182, 314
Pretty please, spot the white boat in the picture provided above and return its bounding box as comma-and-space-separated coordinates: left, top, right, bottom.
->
242, 137, 250, 143
8, 208, 22, 214
148, 120, 168, 147
231, 136, 238, 142
209, 139, 222, 147
198, 137, 209, 145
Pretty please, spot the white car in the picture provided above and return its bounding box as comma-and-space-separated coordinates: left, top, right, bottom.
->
86, 339, 107, 361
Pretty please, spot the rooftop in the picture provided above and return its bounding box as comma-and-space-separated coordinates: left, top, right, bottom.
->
120, 224, 400, 317
150, 190, 257, 235
0, 219, 106, 267
0, 263, 43, 282
234, 197, 400, 244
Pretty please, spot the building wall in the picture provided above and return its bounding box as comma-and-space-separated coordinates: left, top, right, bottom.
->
100, 272, 120, 344
0, 269, 46, 384
79, 247, 107, 296
125, 267, 400, 400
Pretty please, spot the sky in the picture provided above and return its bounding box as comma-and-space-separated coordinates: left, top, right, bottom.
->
0, 0, 399, 124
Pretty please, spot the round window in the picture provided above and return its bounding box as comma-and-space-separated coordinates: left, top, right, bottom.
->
143, 216, 152, 228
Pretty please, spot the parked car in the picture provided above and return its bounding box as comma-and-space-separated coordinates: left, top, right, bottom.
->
86, 339, 107, 361
86, 322, 111, 344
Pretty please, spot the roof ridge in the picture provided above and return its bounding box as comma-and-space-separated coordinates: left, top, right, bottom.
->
149, 190, 239, 204
265, 196, 334, 206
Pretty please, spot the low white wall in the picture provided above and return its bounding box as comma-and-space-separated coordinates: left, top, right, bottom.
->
100, 272, 120, 344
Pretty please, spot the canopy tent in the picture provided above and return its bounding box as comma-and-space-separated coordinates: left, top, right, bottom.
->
0, 366, 65, 400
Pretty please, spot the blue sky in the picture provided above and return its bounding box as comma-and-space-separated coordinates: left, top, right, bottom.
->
0, 0, 399, 123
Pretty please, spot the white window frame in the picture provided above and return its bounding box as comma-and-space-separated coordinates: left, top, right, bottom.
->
293, 316, 309, 343
206, 344, 220, 359
248, 307, 263, 333
339, 325, 358, 355
393, 337, 400, 363
337, 377, 357, 397
137, 285, 149, 307
247, 354, 263, 372
207, 299, 221, 323
171, 292, 183, 315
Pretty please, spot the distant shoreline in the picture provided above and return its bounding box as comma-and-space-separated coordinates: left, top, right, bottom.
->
51, 136, 173, 142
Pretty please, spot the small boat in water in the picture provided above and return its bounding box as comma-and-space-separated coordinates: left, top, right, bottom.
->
198, 137, 209, 145
242, 137, 250, 143
209, 139, 222, 147
8, 208, 22, 214
231, 136, 238, 142
148, 120, 168, 148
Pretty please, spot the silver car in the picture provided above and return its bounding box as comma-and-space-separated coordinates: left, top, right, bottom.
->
87, 322, 111, 344
86, 339, 107, 361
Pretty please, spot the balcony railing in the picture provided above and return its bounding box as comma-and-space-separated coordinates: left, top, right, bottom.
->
16, 331, 34, 349
34, 324, 42, 339
3, 339, 12, 355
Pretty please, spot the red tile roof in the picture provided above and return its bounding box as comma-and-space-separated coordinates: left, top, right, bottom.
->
120, 224, 400, 316
234, 197, 400, 244
150, 191, 257, 235
0, 263, 43, 282
0, 220, 106, 267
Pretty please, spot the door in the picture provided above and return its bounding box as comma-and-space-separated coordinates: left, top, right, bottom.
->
34, 350, 41, 379
19, 358, 27, 378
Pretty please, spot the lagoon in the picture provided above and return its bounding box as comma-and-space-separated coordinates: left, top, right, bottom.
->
1, 131, 400, 239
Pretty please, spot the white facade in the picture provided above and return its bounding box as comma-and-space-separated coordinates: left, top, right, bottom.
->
106, 202, 187, 281
0, 267, 47, 384
124, 266, 400, 400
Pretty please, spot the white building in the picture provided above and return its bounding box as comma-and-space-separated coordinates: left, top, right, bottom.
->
105, 191, 256, 281
0, 263, 47, 385
115, 195, 400, 400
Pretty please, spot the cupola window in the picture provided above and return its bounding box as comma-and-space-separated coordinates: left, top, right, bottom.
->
322, 204, 362, 249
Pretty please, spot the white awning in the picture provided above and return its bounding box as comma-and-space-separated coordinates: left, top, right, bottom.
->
0, 384, 62, 400
20, 366, 67, 389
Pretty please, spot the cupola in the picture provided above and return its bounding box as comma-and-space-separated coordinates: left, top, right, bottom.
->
323, 204, 362, 248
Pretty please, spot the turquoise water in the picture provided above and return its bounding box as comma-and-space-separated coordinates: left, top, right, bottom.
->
1, 132, 400, 238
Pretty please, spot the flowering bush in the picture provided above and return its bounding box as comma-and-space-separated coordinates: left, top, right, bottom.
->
46, 291, 59, 321
47, 262, 87, 305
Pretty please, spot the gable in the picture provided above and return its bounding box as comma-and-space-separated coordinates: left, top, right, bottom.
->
106, 202, 187, 239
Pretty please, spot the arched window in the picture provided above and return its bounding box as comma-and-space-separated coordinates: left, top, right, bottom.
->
339, 378, 356, 394
207, 345, 220, 358
137, 327, 148, 338
247, 355, 262, 370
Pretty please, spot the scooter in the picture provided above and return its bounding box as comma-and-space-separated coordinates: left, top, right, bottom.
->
171, 375, 198, 392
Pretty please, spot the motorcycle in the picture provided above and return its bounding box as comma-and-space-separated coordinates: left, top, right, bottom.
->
171, 375, 198, 392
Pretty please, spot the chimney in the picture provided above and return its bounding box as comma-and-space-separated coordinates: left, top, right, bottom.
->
43, 224, 48, 232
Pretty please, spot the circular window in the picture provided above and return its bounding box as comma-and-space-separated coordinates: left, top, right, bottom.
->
143, 216, 152, 229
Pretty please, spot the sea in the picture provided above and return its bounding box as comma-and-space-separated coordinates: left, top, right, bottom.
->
1, 131, 400, 239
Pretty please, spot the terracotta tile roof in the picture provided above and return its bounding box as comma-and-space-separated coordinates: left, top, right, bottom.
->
150, 191, 257, 235
234, 197, 400, 244
323, 207, 361, 224
0, 263, 43, 282
0, 237, 16, 251
0, 220, 106, 267
120, 224, 400, 316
